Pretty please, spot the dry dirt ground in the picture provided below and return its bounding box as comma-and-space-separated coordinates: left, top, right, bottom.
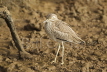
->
0, 0, 107, 72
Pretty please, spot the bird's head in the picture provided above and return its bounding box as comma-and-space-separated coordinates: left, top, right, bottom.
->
43, 13, 58, 23
46, 13, 58, 20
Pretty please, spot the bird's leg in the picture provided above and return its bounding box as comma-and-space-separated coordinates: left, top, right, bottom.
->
61, 41, 64, 65
53, 43, 61, 63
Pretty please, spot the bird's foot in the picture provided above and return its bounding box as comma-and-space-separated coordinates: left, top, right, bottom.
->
51, 60, 56, 64
61, 62, 64, 65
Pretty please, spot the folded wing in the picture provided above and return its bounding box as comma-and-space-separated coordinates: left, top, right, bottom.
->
53, 20, 85, 44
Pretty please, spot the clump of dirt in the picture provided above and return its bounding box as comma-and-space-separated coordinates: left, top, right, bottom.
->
0, 0, 107, 72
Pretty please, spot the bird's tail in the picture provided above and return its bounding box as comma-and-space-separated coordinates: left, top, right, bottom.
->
79, 39, 85, 45
73, 36, 85, 45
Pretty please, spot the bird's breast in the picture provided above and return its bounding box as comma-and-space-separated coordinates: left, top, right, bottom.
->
44, 22, 55, 40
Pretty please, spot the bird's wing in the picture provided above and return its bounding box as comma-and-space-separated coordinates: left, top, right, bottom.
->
53, 20, 84, 43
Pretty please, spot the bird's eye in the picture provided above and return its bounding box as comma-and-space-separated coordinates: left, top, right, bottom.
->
53, 16, 56, 19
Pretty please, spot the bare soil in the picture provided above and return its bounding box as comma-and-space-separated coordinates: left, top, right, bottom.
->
0, 0, 107, 72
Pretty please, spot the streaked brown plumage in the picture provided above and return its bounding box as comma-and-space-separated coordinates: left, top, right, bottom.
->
44, 13, 85, 64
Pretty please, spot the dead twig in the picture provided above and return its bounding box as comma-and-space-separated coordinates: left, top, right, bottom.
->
0, 6, 32, 59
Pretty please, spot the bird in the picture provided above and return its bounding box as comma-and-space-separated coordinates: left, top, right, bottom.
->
43, 13, 85, 64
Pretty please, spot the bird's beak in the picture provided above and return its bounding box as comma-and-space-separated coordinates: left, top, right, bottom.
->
43, 19, 49, 23
43, 21, 46, 23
